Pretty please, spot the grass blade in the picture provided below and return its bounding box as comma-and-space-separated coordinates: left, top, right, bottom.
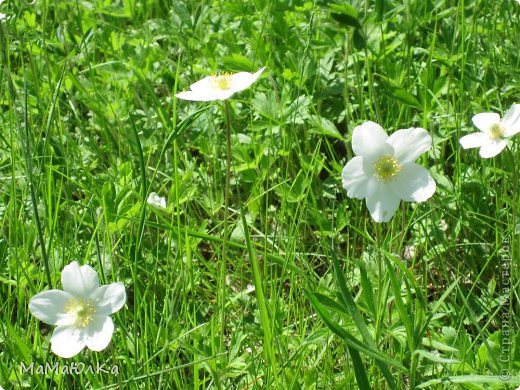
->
330, 249, 398, 389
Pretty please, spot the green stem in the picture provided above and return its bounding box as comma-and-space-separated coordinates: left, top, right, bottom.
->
23, 71, 53, 289
218, 101, 233, 356
508, 148, 517, 264
507, 147, 518, 360
374, 223, 383, 340
223, 101, 277, 383
239, 198, 277, 384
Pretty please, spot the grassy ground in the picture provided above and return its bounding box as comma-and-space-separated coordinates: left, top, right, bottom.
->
0, 0, 519, 388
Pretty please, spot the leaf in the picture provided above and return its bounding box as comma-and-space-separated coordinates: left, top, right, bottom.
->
280, 170, 312, 203
159, 106, 210, 160
353, 28, 367, 50
358, 262, 376, 317
309, 115, 344, 140
417, 375, 520, 388
382, 85, 422, 109
252, 92, 279, 121
329, 3, 361, 29
413, 349, 460, 364
5, 321, 31, 362
305, 291, 371, 389
330, 250, 398, 389
313, 292, 349, 316
305, 289, 406, 371
221, 54, 255, 72
383, 256, 415, 353
392, 87, 422, 109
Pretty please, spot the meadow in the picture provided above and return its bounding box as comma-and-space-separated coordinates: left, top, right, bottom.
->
0, 0, 519, 388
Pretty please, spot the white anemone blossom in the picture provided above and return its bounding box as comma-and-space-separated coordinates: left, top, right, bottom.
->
342, 121, 436, 223
176, 67, 265, 101
29, 261, 126, 358
147, 192, 167, 210
460, 104, 520, 158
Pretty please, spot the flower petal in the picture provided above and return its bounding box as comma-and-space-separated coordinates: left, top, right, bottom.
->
228, 67, 265, 93
365, 183, 401, 223
478, 139, 508, 158
341, 156, 378, 199
84, 316, 115, 352
29, 290, 75, 326
50, 325, 86, 358
188, 75, 215, 92
502, 104, 520, 137
459, 132, 490, 149
387, 128, 432, 163
472, 112, 500, 132
351, 121, 392, 159
175, 89, 233, 101
147, 192, 167, 209
61, 261, 99, 298
92, 282, 126, 316
390, 163, 436, 202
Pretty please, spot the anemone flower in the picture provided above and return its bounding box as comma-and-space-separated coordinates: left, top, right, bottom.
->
460, 104, 520, 158
29, 261, 126, 358
342, 121, 436, 223
175, 67, 265, 101
147, 192, 167, 210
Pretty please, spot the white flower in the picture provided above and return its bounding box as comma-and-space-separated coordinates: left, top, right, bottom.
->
29, 261, 126, 358
460, 104, 520, 158
175, 67, 265, 101
342, 121, 436, 223
147, 192, 166, 210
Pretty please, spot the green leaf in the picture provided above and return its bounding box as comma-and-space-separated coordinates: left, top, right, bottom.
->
359, 262, 376, 317
383, 256, 415, 353
353, 28, 367, 50
330, 250, 399, 390
392, 87, 422, 109
305, 289, 406, 371
5, 321, 31, 362
313, 292, 349, 316
329, 3, 361, 28
221, 54, 256, 72
382, 85, 422, 109
417, 375, 520, 388
159, 107, 210, 160
305, 290, 370, 389
413, 349, 460, 364
309, 115, 344, 140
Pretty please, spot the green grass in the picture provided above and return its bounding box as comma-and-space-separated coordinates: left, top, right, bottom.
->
1, 0, 519, 388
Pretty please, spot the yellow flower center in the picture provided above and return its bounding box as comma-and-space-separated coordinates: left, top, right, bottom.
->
488, 123, 505, 140
211, 74, 232, 90
374, 155, 402, 182
65, 298, 95, 327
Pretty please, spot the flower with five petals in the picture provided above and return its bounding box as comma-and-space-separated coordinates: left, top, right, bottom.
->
342, 121, 436, 223
460, 104, 520, 158
175, 67, 265, 101
29, 261, 126, 358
